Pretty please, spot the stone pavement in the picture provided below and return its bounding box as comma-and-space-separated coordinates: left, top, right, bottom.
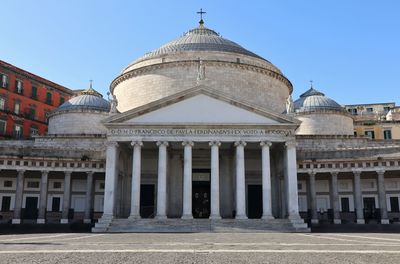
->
1, 232, 400, 263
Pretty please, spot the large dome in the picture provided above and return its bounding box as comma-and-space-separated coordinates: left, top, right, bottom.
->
112, 22, 292, 113
124, 26, 266, 70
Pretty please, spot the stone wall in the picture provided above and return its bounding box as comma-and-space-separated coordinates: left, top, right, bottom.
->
295, 113, 354, 136
48, 111, 109, 135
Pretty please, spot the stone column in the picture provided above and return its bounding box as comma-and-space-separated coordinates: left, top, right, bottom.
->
377, 170, 389, 224
156, 141, 169, 219
12, 169, 25, 224
84, 171, 94, 223
37, 171, 49, 224
308, 171, 318, 224
209, 141, 221, 219
102, 141, 119, 221
285, 141, 301, 220
181, 141, 194, 219
353, 170, 365, 224
330, 172, 341, 224
234, 141, 247, 219
61, 171, 72, 224
129, 141, 143, 219
260, 141, 274, 220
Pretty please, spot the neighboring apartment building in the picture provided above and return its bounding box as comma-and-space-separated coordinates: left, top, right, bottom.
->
0, 60, 73, 139
345, 103, 400, 139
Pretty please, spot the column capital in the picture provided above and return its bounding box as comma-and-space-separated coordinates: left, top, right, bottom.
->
234, 141, 247, 147
156, 141, 169, 147
352, 169, 362, 176
260, 141, 272, 148
285, 140, 297, 148
209, 141, 221, 147
131, 141, 143, 147
307, 170, 316, 177
41, 170, 49, 176
86, 171, 94, 176
331, 171, 339, 177
64, 171, 72, 176
182, 141, 194, 147
105, 141, 119, 148
16, 169, 25, 175
377, 170, 385, 176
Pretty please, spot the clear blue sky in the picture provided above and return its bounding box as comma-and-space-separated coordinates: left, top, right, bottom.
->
1, 0, 399, 105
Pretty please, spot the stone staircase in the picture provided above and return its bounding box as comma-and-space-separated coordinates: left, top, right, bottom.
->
92, 218, 310, 233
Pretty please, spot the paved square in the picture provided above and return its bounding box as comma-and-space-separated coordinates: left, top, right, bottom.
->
1, 232, 400, 263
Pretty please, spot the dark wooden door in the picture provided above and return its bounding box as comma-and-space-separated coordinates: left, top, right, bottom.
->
24, 197, 38, 219
192, 181, 210, 218
248, 185, 262, 219
140, 184, 155, 218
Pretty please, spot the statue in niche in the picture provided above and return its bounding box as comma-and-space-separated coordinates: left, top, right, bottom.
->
197, 58, 205, 84
107, 92, 118, 114
286, 94, 294, 114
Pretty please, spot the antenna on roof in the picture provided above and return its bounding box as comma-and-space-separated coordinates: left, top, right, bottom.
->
310, 80, 313, 88
89, 79, 93, 89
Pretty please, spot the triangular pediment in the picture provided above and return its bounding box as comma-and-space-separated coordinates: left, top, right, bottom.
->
103, 86, 300, 126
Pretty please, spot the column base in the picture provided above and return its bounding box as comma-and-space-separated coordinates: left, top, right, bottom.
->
37, 219, 46, 224
210, 215, 222, 220
235, 215, 248, 220
288, 214, 301, 220
155, 215, 167, 220
11, 219, 21, 224
311, 219, 319, 224
333, 219, 342, 224
261, 215, 275, 220
83, 219, 92, 224
356, 219, 365, 224
381, 219, 390, 225
128, 215, 141, 220
181, 214, 193, 220
60, 219, 69, 224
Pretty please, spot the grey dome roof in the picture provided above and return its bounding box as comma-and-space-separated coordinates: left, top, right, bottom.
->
130, 24, 266, 65
294, 87, 346, 113
57, 87, 110, 112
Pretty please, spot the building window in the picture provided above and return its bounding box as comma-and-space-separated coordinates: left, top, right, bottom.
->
99, 182, 105, 190
53, 181, 62, 189
0, 97, 5, 110
45, 91, 52, 105
354, 131, 357, 136
1, 196, 11, 212
14, 101, 20, 115
13, 124, 23, 139
31, 86, 38, 99
60, 97, 65, 106
383, 107, 391, 112
51, 197, 61, 212
15, 80, 23, 94
27, 181, 39, 188
0, 120, 6, 135
29, 126, 38, 137
366, 107, 374, 113
27, 107, 36, 120
390, 197, 399, 212
0, 74, 9, 88
349, 108, 357, 115
365, 130, 375, 139
3, 180, 13, 187
384, 130, 392, 140
341, 197, 350, 212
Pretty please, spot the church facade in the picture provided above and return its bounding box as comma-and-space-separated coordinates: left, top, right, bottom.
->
0, 20, 399, 232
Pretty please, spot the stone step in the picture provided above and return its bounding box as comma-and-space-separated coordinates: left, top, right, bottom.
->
93, 218, 310, 233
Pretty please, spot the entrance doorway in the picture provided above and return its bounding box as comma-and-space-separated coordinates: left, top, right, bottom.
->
140, 184, 155, 218
248, 185, 262, 218
363, 197, 377, 221
24, 197, 38, 219
192, 169, 211, 218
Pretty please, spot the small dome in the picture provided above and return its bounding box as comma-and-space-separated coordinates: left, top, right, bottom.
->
57, 87, 111, 112
294, 87, 345, 113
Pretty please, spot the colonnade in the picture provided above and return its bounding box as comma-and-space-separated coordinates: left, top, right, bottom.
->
102, 140, 301, 220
